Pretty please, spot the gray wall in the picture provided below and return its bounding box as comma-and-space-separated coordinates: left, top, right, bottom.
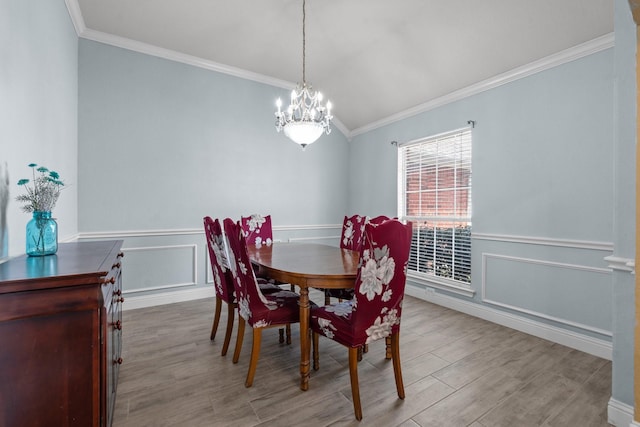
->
77, 39, 350, 297
611, 0, 637, 408
348, 2, 636, 411
0, 0, 79, 256
350, 47, 615, 334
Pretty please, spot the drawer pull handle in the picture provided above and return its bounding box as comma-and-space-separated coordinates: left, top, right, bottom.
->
114, 320, 122, 330
115, 289, 122, 296
116, 297, 125, 303
115, 357, 123, 365
112, 262, 121, 269
101, 276, 116, 285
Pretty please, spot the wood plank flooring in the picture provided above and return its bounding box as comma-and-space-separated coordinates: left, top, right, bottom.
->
113, 291, 612, 427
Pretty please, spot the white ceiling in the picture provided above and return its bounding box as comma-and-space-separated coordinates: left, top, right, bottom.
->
73, 0, 613, 136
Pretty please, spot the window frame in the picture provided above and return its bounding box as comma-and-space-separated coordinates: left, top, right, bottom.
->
397, 127, 474, 297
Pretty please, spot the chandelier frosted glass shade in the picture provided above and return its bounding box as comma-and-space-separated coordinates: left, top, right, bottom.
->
283, 121, 324, 147
275, 83, 332, 148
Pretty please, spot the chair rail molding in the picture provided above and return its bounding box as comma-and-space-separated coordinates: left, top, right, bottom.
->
473, 232, 614, 251
603, 255, 636, 274
78, 224, 342, 240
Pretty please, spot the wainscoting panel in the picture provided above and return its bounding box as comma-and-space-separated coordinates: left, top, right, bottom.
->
78, 225, 341, 301
482, 253, 612, 336
123, 244, 198, 294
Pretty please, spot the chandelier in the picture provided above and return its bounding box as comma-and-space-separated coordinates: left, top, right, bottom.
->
275, 0, 332, 148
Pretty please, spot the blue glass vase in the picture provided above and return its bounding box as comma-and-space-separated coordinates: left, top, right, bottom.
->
26, 211, 58, 256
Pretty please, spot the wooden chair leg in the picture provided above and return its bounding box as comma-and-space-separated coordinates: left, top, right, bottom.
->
221, 302, 235, 356
363, 343, 369, 354
390, 333, 405, 399
312, 332, 319, 371
286, 324, 292, 345
279, 328, 284, 343
245, 328, 262, 387
324, 290, 331, 305
210, 296, 222, 340
357, 346, 363, 362
385, 336, 391, 360
348, 347, 363, 421
233, 317, 246, 364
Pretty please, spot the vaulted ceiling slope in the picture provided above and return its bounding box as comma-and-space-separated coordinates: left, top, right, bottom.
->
72, 0, 613, 137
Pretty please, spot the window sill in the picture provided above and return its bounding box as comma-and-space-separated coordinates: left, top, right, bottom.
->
406, 272, 476, 298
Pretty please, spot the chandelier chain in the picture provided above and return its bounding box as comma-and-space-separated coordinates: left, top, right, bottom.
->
274, 0, 332, 148
302, 0, 306, 83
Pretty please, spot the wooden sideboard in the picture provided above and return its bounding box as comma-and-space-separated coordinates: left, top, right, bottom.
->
0, 240, 124, 427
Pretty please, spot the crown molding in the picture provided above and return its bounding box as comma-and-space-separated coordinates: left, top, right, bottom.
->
79, 28, 295, 91
66, 1, 612, 141
64, 0, 85, 36
75, 24, 351, 139
349, 32, 615, 138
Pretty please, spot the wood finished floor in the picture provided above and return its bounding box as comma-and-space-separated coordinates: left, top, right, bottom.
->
113, 291, 612, 427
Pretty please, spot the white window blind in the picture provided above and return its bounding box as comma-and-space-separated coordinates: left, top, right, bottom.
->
398, 128, 472, 284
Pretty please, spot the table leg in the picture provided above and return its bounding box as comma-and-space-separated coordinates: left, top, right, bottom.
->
299, 285, 310, 391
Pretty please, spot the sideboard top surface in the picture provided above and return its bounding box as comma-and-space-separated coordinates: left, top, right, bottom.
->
0, 240, 124, 294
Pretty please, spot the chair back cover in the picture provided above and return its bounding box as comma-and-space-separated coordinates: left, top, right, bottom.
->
240, 214, 273, 246
367, 215, 391, 225
352, 219, 413, 344
223, 218, 274, 324
340, 214, 367, 251
203, 216, 234, 304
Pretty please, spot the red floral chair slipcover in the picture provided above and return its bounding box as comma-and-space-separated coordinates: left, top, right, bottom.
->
240, 214, 273, 247
241, 213, 296, 291
341, 214, 367, 251
368, 215, 392, 225
203, 216, 282, 356
310, 219, 413, 420
223, 218, 307, 387
204, 216, 236, 356
325, 214, 389, 304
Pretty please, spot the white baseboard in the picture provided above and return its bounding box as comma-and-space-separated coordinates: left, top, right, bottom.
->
123, 286, 214, 310
606, 398, 634, 426
404, 284, 612, 360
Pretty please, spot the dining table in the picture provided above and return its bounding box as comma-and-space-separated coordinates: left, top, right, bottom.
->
246, 241, 358, 391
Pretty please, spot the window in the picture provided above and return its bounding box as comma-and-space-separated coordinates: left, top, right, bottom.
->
398, 128, 472, 287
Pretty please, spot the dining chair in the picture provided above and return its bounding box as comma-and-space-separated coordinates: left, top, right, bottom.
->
341, 214, 367, 251
204, 216, 284, 356
241, 213, 297, 292
323, 214, 368, 305
310, 218, 413, 420
240, 213, 273, 246
204, 216, 237, 356
223, 218, 307, 387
